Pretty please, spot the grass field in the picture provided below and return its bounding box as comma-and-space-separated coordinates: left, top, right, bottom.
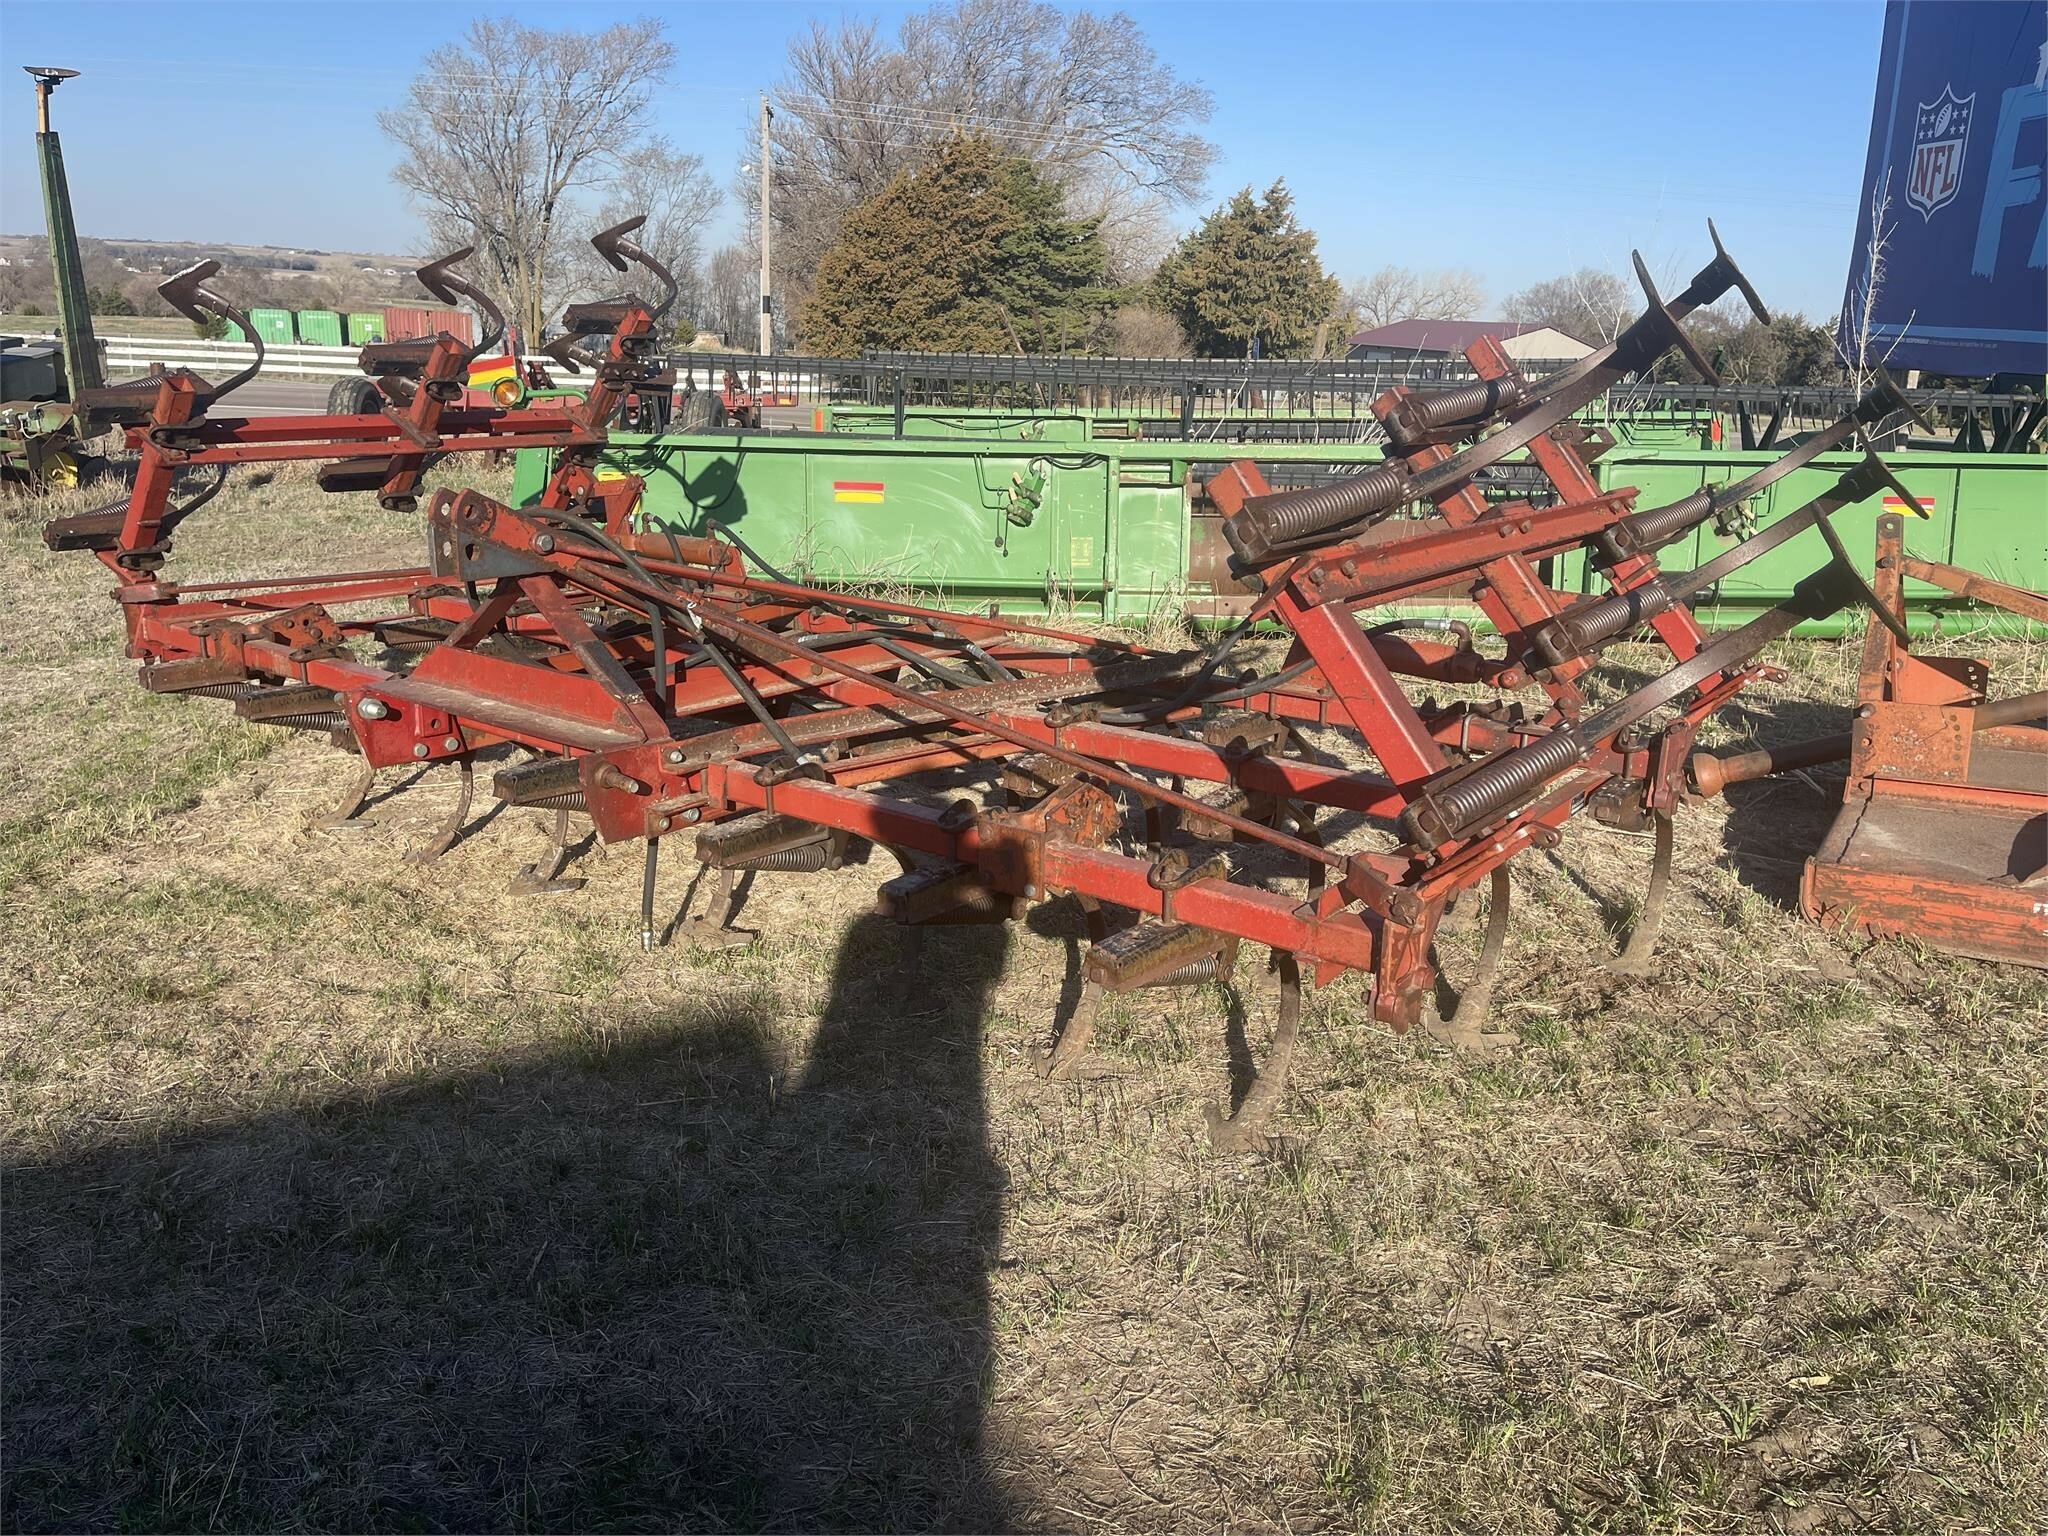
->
4, 314, 212, 341
2, 465, 2044, 1533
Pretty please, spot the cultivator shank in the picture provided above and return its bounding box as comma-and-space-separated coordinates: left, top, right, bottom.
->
50, 221, 2040, 1145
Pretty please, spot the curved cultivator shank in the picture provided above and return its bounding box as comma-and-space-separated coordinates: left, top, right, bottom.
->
45, 221, 2034, 1149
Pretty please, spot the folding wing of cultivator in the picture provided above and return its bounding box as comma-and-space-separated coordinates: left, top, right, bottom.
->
46, 221, 2045, 1147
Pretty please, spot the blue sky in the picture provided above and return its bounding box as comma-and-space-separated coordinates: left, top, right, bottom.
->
0, 0, 1885, 319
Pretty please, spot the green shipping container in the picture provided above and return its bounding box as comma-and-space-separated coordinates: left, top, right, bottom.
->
248, 308, 295, 346
346, 311, 386, 346
296, 309, 344, 347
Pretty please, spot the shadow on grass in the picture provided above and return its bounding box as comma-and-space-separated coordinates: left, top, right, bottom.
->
4, 917, 1012, 1533
1703, 687, 1852, 913
1581, 652, 1854, 913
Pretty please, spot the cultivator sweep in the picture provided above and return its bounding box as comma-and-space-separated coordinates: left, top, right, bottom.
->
46, 220, 2042, 1144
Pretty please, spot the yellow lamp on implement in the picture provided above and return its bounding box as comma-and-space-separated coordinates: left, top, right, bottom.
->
466, 354, 522, 408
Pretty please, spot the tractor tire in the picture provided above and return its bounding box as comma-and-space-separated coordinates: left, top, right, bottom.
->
674, 390, 723, 435
326, 377, 382, 416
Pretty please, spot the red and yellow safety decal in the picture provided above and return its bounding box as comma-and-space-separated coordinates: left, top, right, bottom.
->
466, 355, 518, 391
1882, 493, 1936, 517
833, 480, 885, 505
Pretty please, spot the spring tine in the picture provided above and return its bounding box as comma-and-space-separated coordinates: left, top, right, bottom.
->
508, 806, 587, 896
1077, 892, 1109, 944
307, 760, 379, 833
414, 246, 507, 362
1607, 812, 1675, 977
1204, 950, 1302, 1152
590, 215, 680, 324
676, 864, 758, 952
152, 260, 264, 403
1036, 895, 1113, 1079
888, 849, 930, 973
1421, 867, 1514, 1049
1037, 980, 1108, 1081
403, 759, 475, 866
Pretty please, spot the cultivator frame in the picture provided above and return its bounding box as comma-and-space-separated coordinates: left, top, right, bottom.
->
50, 220, 2017, 1144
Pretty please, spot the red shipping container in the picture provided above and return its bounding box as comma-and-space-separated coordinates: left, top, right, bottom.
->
381, 305, 476, 344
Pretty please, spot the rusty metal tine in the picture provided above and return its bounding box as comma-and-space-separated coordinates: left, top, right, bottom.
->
590, 216, 680, 323
1607, 812, 1675, 977
676, 864, 758, 951
1037, 982, 1108, 1081
1203, 951, 1302, 1151
403, 759, 475, 865
414, 246, 506, 361
153, 260, 264, 403
1704, 218, 1770, 324
1438, 866, 1513, 1036
307, 760, 379, 833
509, 806, 587, 896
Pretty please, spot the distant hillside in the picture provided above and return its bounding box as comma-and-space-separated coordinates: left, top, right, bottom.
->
0, 234, 431, 321
0, 233, 423, 271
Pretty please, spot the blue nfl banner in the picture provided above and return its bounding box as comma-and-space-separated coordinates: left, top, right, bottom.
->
1840, 0, 2048, 377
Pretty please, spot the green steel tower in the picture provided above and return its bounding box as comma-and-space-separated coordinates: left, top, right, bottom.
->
25, 66, 102, 396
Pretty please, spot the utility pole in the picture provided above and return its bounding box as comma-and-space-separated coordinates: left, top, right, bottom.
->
757, 94, 774, 357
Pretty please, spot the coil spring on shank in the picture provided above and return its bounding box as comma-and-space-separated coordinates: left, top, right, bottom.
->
523, 790, 587, 811
1425, 730, 1589, 837
727, 840, 833, 874
1242, 462, 1411, 547
1394, 377, 1525, 438
1142, 952, 1233, 988
1558, 581, 1677, 650
1605, 489, 1714, 559
180, 682, 260, 702
265, 712, 348, 733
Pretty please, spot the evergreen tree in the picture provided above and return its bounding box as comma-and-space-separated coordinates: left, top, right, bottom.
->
801, 135, 1112, 356
1149, 182, 1342, 358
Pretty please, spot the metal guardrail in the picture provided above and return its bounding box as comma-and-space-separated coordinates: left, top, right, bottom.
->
96, 336, 366, 380
82, 336, 833, 392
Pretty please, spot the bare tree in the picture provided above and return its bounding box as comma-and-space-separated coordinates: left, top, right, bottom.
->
1846, 170, 1911, 396
0, 253, 55, 316
380, 17, 680, 343
698, 244, 757, 347
1501, 267, 1634, 345
565, 138, 721, 335
1345, 266, 1486, 330
1107, 304, 1189, 357
754, 0, 1215, 338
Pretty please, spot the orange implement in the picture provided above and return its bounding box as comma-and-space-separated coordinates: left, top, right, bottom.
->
1800, 514, 2048, 965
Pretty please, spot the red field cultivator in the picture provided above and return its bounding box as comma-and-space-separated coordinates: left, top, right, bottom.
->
45, 220, 2045, 1145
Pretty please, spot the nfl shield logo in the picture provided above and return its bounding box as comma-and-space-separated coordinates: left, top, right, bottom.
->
1907, 86, 1974, 220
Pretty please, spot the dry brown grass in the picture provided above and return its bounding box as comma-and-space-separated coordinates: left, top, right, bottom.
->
2, 465, 2044, 1533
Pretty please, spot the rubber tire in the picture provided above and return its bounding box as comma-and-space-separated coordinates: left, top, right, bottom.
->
326, 377, 382, 416
674, 390, 723, 434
